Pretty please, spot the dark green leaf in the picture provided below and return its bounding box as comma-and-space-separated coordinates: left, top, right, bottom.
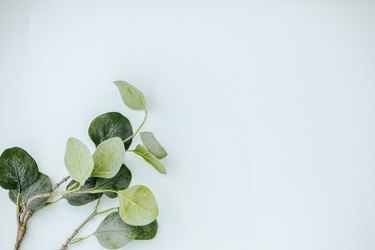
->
135, 220, 158, 240
63, 178, 102, 206
95, 212, 138, 249
95, 165, 132, 198
89, 112, 133, 150
0, 147, 39, 191
9, 173, 52, 211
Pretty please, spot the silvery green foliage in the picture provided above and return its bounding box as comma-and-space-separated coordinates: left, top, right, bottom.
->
64, 138, 94, 186
114, 81, 146, 111
95, 212, 158, 249
134, 145, 167, 174
91, 137, 126, 178
118, 185, 159, 226
0, 81, 168, 249
140, 131, 168, 159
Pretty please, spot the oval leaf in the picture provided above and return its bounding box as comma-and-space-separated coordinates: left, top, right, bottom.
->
91, 137, 125, 179
64, 138, 94, 186
95, 164, 132, 198
114, 81, 146, 111
140, 131, 167, 159
118, 185, 159, 226
89, 112, 133, 150
95, 212, 138, 249
0, 147, 39, 191
63, 178, 102, 206
133, 145, 167, 174
9, 172, 52, 211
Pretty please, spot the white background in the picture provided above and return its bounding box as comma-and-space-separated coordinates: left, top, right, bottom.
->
0, 1, 375, 250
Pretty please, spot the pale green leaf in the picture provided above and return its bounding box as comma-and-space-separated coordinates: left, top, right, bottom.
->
64, 138, 94, 186
91, 137, 125, 178
140, 131, 167, 159
134, 145, 167, 174
94, 212, 138, 249
114, 81, 146, 111
118, 185, 159, 226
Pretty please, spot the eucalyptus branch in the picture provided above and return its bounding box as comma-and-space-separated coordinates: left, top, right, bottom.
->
60, 198, 118, 249
1, 81, 167, 249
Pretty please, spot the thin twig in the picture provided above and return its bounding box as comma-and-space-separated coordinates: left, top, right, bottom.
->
25, 176, 70, 209
60, 199, 101, 250
14, 176, 70, 249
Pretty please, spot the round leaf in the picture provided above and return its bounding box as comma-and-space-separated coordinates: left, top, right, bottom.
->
0, 147, 39, 191
94, 212, 138, 249
134, 145, 167, 174
91, 137, 125, 179
64, 138, 94, 186
118, 185, 159, 226
140, 131, 168, 159
89, 112, 133, 150
95, 164, 132, 198
9, 172, 52, 211
114, 81, 146, 111
63, 178, 102, 206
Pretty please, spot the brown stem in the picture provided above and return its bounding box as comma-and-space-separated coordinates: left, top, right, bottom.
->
25, 176, 70, 209
60, 198, 101, 249
60, 211, 97, 250
14, 176, 70, 250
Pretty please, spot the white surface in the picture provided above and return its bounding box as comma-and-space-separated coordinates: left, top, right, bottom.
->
1, 1, 375, 249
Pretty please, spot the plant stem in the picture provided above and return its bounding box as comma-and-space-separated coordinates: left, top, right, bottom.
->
14, 176, 70, 250
70, 233, 94, 245
61, 189, 118, 196
60, 199, 118, 249
123, 109, 148, 143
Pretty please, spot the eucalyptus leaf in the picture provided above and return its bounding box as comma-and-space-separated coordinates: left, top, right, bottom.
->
133, 145, 167, 174
140, 131, 167, 159
64, 138, 94, 186
0, 147, 39, 191
114, 81, 146, 111
118, 185, 159, 226
95, 164, 132, 198
9, 173, 52, 211
135, 220, 158, 240
94, 212, 138, 249
91, 137, 125, 179
89, 112, 133, 150
63, 178, 102, 206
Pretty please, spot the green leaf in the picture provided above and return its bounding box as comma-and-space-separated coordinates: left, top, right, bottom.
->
0, 147, 39, 191
114, 81, 146, 111
9, 173, 52, 211
64, 138, 94, 186
135, 220, 158, 240
133, 145, 167, 174
140, 131, 168, 159
94, 212, 138, 249
95, 164, 132, 198
63, 178, 102, 206
91, 137, 125, 179
118, 185, 159, 226
89, 112, 133, 150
